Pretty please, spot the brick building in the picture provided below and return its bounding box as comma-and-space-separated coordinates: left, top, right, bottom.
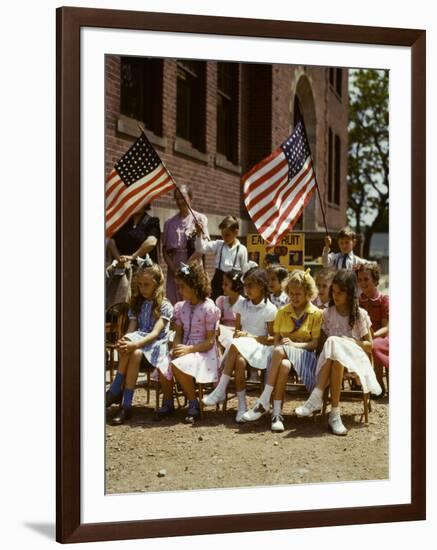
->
105, 56, 349, 268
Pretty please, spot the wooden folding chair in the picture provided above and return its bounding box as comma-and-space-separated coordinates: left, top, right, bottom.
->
105, 302, 129, 383
321, 354, 374, 424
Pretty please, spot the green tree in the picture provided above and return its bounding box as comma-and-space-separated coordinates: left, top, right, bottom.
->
348, 69, 389, 258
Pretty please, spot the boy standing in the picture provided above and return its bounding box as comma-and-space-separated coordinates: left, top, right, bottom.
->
322, 226, 367, 270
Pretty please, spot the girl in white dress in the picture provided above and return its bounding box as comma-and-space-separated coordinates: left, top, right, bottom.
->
296, 269, 382, 435
202, 267, 277, 422
267, 264, 289, 309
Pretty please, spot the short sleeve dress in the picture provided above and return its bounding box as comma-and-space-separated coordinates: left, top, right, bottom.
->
359, 291, 389, 369
169, 298, 221, 383
124, 299, 174, 377
229, 298, 277, 370
269, 291, 289, 310
162, 211, 209, 304
316, 306, 382, 395
215, 294, 245, 356
273, 302, 323, 391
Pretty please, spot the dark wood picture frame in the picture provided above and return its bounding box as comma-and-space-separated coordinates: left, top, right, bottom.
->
56, 7, 426, 544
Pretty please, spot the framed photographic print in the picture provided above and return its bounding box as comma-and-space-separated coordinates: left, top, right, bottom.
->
56, 6, 426, 544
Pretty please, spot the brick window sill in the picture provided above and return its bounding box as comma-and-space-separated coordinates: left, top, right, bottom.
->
173, 138, 208, 164
214, 154, 242, 175
116, 115, 167, 149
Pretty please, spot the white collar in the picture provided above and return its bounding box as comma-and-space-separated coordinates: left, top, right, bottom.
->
223, 238, 240, 250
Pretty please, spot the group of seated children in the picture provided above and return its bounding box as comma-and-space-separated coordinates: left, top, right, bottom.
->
106, 222, 389, 436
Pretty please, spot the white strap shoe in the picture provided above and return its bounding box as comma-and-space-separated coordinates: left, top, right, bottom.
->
202, 388, 226, 406
271, 414, 285, 432
328, 412, 348, 436
295, 392, 323, 417
241, 400, 268, 422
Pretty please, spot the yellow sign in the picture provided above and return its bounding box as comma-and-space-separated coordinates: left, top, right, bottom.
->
246, 233, 305, 270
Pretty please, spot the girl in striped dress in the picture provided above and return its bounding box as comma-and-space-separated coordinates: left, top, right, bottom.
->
242, 269, 323, 432
105, 262, 173, 424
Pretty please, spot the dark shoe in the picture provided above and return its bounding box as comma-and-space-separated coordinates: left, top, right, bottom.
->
184, 400, 200, 424
112, 407, 132, 425
153, 399, 175, 421
106, 390, 122, 408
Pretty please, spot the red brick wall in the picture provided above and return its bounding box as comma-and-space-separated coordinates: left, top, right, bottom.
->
105, 56, 350, 269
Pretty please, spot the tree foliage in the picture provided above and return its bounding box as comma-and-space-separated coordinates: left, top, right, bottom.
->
348, 69, 389, 258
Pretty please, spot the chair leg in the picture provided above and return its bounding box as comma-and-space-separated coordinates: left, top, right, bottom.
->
322, 387, 329, 417
146, 370, 151, 404
362, 393, 369, 424
109, 348, 115, 383
198, 384, 204, 417
155, 383, 160, 411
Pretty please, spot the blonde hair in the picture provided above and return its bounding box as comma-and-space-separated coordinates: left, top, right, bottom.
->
131, 264, 166, 321
285, 269, 318, 302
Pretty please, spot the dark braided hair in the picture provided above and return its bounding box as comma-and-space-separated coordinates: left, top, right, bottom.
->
243, 267, 270, 303
329, 269, 360, 328
223, 269, 244, 294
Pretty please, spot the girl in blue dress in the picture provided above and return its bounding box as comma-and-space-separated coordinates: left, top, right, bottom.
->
106, 262, 173, 424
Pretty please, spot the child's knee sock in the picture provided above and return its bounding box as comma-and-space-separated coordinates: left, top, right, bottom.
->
122, 388, 134, 409
216, 373, 231, 393
109, 372, 125, 396
272, 400, 282, 416
237, 390, 247, 411
259, 384, 274, 408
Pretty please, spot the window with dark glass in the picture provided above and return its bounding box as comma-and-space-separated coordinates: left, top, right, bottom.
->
328, 127, 341, 206
334, 134, 341, 204
217, 62, 239, 164
176, 60, 206, 152
120, 57, 163, 136
329, 67, 343, 99
328, 128, 333, 203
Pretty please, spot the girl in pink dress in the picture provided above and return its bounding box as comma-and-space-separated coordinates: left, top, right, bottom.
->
296, 270, 382, 436
157, 261, 221, 423
356, 262, 389, 395
215, 269, 245, 355
162, 184, 209, 304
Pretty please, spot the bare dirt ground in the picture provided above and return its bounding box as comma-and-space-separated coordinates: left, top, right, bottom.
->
105, 386, 389, 494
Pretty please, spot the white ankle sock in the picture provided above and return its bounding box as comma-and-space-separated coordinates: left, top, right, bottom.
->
312, 387, 323, 400
216, 374, 231, 393
259, 384, 274, 407
272, 400, 282, 416
237, 390, 247, 410
330, 406, 340, 416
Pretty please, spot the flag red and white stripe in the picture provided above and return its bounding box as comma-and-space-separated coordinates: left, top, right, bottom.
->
242, 119, 317, 245
105, 133, 175, 238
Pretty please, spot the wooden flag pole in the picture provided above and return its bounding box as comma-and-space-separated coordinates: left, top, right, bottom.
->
298, 116, 329, 236
137, 123, 206, 237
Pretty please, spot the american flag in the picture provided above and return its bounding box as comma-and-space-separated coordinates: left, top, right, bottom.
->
242, 119, 317, 245
105, 132, 175, 237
